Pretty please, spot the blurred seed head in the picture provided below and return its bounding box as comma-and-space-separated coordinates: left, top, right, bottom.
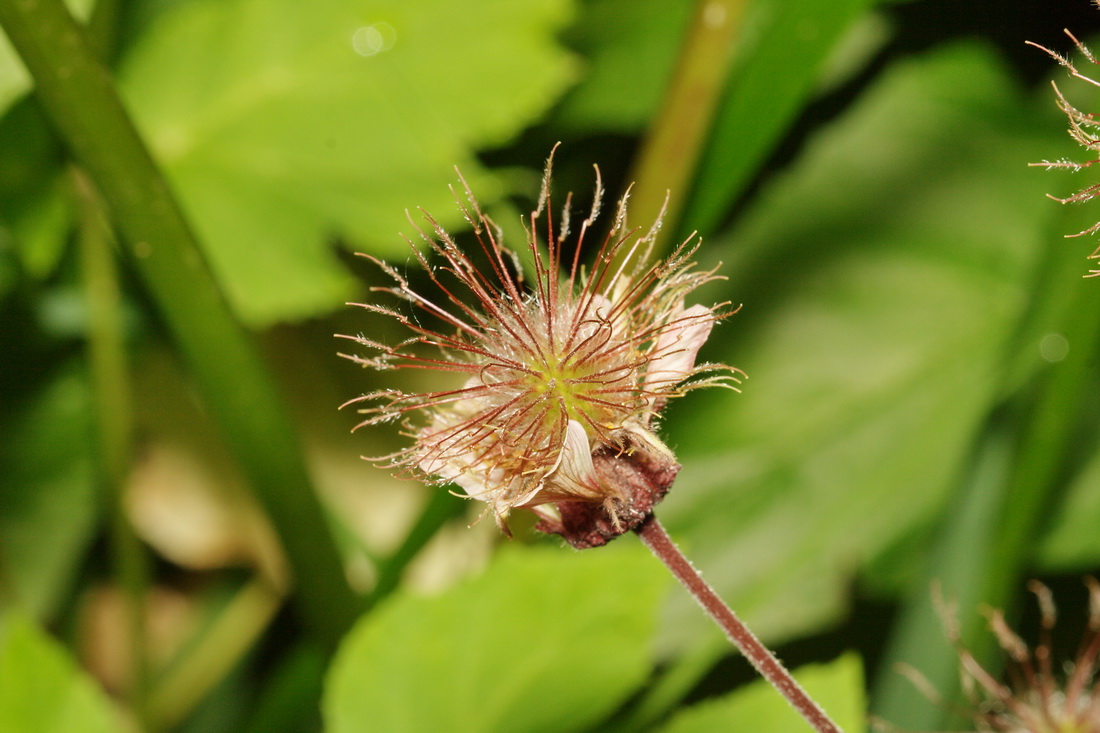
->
891, 579, 1100, 732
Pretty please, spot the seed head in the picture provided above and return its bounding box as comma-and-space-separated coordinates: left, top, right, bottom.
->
905, 579, 1100, 732
338, 148, 741, 547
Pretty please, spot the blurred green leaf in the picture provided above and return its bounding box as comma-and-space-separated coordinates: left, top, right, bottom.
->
324, 544, 666, 733
1, 0, 364, 642
1040, 448, 1100, 569
0, 365, 98, 619
553, 0, 691, 132
0, 99, 68, 280
116, 0, 578, 325
657, 41, 1060, 652
0, 613, 125, 733
681, 0, 881, 239
658, 653, 866, 733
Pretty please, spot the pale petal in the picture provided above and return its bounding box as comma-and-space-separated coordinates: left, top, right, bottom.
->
452, 468, 505, 502
419, 447, 501, 502
544, 419, 604, 501
644, 304, 714, 391
574, 293, 615, 343
588, 293, 613, 320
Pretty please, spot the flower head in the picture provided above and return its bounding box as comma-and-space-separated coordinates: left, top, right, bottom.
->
338, 148, 741, 547
918, 579, 1100, 732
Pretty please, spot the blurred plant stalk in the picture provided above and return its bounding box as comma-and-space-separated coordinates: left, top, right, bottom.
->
73, 166, 152, 726
0, 0, 360, 653
626, 0, 747, 260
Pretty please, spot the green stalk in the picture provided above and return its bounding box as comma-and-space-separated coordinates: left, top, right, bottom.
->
869, 418, 1016, 730
147, 578, 283, 730
677, 0, 879, 242
366, 490, 466, 611
980, 276, 1100, 606
73, 167, 151, 726
0, 0, 361, 646
242, 642, 327, 733
625, 0, 747, 260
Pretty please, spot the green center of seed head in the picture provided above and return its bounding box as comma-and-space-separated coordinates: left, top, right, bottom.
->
527, 355, 594, 425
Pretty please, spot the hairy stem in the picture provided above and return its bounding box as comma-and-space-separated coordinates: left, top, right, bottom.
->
635, 516, 842, 733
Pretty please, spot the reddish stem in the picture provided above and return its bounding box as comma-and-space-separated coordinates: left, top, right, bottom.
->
635, 515, 843, 733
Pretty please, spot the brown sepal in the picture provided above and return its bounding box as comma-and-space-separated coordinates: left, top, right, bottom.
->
535, 438, 680, 549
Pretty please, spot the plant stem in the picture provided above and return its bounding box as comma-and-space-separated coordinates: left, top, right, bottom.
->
73, 167, 152, 727
148, 578, 283, 730
626, 0, 747, 256
0, 0, 362, 646
635, 516, 842, 733
679, 0, 878, 241
366, 490, 467, 611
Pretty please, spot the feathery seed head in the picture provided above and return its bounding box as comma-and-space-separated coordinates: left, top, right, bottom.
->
913, 580, 1100, 732
338, 148, 742, 547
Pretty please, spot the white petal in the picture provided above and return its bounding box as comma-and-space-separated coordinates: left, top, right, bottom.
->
644, 304, 714, 391
419, 446, 501, 502
455, 468, 506, 501
547, 420, 603, 501
588, 293, 613, 320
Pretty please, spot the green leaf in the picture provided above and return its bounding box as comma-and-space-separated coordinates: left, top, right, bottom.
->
0, 365, 98, 619
657, 41, 1060, 652
681, 0, 882, 239
323, 544, 666, 733
116, 0, 577, 325
658, 653, 866, 733
1, 0, 364, 641
1038, 436, 1100, 570
553, 0, 692, 132
0, 99, 69, 282
0, 613, 125, 733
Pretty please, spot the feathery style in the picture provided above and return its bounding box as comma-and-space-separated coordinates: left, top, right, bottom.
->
1029, 17, 1100, 274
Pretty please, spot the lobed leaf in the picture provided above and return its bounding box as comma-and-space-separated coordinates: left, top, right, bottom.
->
117, 0, 578, 325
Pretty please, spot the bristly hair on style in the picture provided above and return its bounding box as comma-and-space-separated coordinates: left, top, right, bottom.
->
337, 145, 742, 548
1029, 8, 1100, 275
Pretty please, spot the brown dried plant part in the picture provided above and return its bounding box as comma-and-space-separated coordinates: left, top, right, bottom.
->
887, 579, 1100, 732
338, 147, 742, 547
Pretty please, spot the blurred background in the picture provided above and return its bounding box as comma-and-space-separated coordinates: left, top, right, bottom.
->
2, 0, 1100, 731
